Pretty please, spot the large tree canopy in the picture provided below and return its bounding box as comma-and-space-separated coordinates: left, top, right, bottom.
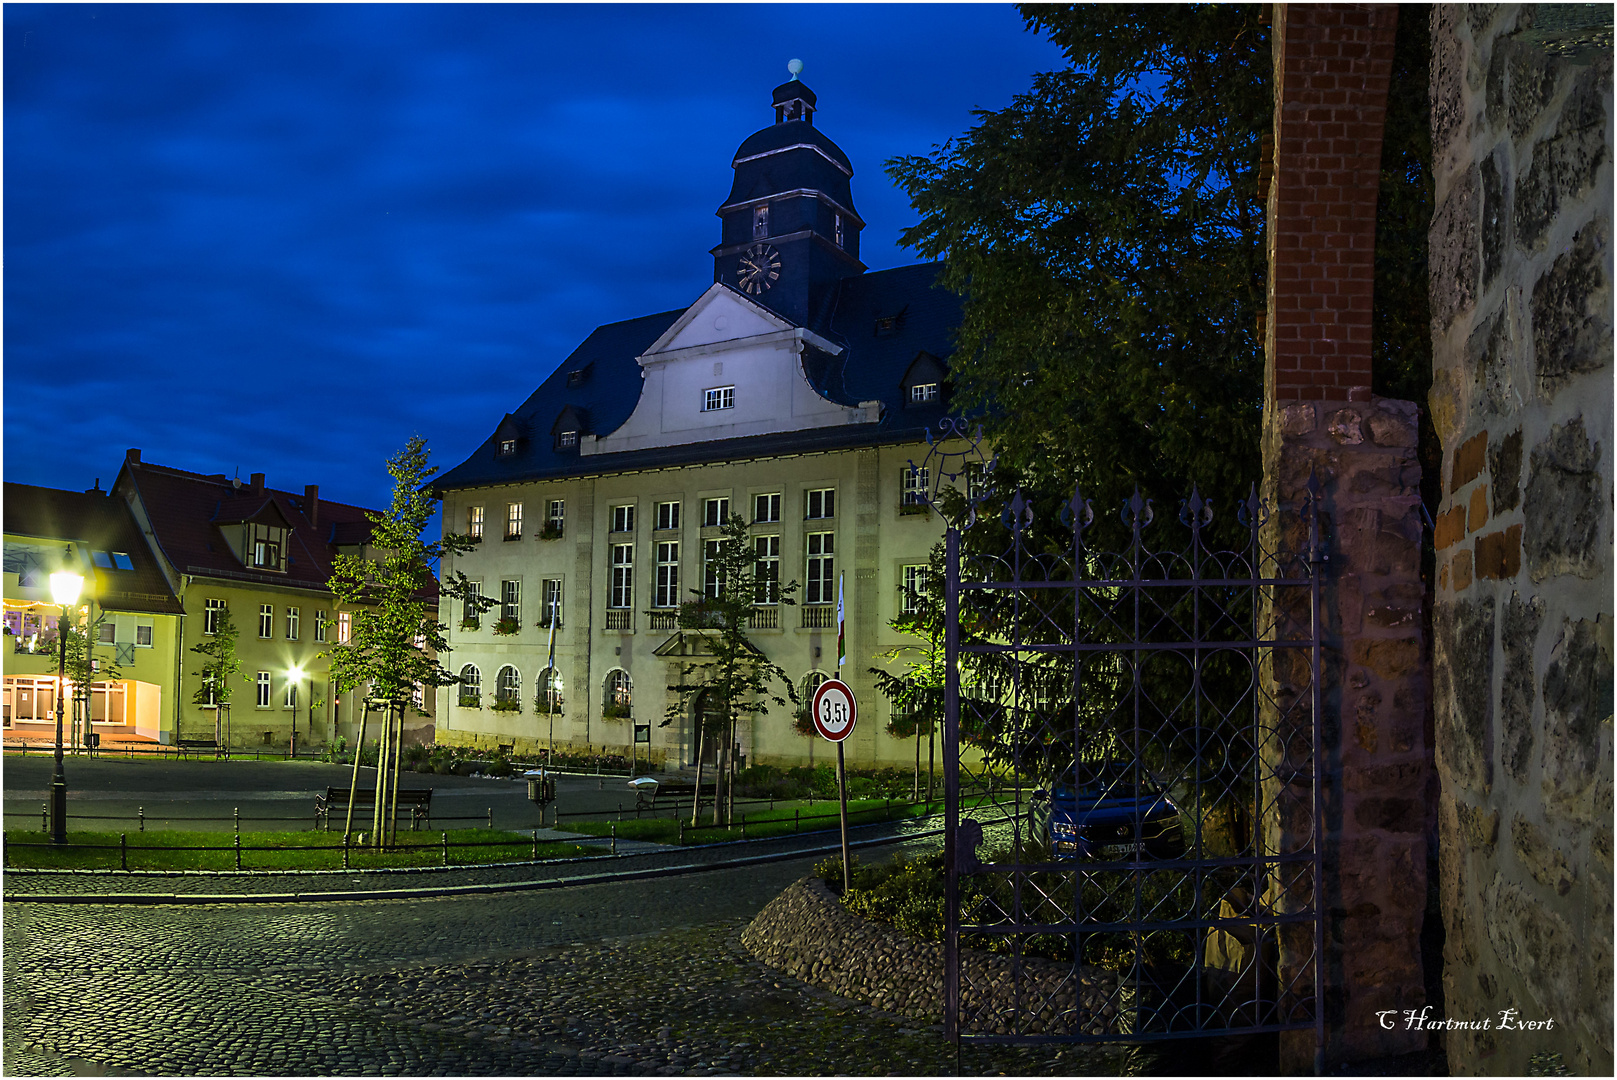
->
887, 4, 1271, 536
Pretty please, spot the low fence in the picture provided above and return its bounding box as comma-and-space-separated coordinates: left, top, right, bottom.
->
4, 804, 501, 833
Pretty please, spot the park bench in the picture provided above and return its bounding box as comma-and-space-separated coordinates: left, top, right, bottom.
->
176, 739, 227, 759
316, 786, 433, 831
635, 781, 714, 814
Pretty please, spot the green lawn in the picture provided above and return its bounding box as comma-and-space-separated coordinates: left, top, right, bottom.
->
3, 828, 596, 872
561, 797, 948, 844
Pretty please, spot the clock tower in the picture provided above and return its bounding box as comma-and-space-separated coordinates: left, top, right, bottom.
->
711, 61, 866, 325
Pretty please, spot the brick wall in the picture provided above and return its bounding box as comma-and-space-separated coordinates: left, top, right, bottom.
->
1267, 4, 1401, 401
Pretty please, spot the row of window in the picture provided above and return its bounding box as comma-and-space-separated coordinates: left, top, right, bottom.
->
468, 500, 566, 541
454, 665, 846, 718
464, 490, 843, 543
201, 599, 351, 644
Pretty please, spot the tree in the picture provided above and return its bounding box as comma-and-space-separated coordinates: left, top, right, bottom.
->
660, 514, 799, 826
886, 4, 1271, 545
325, 435, 491, 846
870, 546, 947, 802
60, 609, 122, 752
190, 606, 241, 743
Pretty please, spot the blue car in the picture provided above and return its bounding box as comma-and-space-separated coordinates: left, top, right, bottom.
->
1031, 765, 1183, 860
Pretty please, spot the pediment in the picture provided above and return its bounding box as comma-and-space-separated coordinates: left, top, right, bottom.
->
639, 284, 797, 361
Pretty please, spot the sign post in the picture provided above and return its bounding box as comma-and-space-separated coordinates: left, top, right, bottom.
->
811, 677, 858, 891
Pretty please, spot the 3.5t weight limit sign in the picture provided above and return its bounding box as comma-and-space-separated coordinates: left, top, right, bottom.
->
810, 679, 857, 742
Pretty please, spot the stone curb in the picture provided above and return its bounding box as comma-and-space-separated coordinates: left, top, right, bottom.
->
4, 827, 943, 905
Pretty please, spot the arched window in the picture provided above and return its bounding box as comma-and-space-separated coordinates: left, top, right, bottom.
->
496, 665, 521, 708
459, 665, 481, 705
802, 670, 829, 702
795, 671, 830, 737
603, 670, 632, 718
536, 667, 564, 714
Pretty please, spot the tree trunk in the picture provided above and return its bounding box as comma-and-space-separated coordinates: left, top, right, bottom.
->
927, 721, 936, 803
372, 705, 390, 848
913, 728, 921, 801
711, 734, 725, 827
386, 704, 402, 848
343, 703, 370, 840
690, 729, 705, 827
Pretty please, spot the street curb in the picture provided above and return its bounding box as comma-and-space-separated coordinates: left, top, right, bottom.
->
3, 827, 943, 905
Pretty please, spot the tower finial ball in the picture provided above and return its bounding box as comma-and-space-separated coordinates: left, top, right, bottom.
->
787, 58, 803, 79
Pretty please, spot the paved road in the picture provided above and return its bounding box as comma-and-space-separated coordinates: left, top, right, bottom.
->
4, 851, 1143, 1077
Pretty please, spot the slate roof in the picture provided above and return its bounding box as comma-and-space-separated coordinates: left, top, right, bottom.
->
109, 458, 433, 602
725, 118, 856, 212
3, 482, 183, 615
434, 263, 963, 493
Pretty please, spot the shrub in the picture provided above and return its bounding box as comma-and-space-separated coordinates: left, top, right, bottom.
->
493, 617, 521, 636
490, 699, 520, 715
458, 694, 481, 709
485, 748, 515, 778
402, 744, 431, 771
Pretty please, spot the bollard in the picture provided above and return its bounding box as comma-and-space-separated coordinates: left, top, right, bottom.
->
610, 823, 616, 856
234, 808, 240, 836
532, 829, 538, 860
121, 833, 128, 872
41, 802, 47, 833
678, 819, 684, 845
617, 802, 622, 822
139, 807, 145, 833
343, 833, 350, 870
487, 807, 493, 829
795, 809, 800, 834
442, 831, 449, 866
234, 833, 241, 871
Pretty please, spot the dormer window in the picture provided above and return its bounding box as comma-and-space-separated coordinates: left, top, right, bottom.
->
499, 439, 517, 457
909, 382, 940, 404
254, 539, 280, 569
753, 204, 769, 239
242, 522, 288, 572
558, 430, 578, 449
566, 363, 593, 388
875, 317, 898, 337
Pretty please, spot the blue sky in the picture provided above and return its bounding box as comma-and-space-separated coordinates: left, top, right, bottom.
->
5, 3, 1065, 511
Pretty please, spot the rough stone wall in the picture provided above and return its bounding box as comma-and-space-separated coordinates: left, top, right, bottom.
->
1259, 396, 1430, 1070
1427, 5, 1614, 1075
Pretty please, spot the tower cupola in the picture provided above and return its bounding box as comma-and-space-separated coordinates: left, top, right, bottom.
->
712, 60, 866, 325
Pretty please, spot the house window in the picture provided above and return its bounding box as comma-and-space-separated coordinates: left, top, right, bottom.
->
499, 438, 517, 456
256, 671, 272, 709
835, 213, 845, 249
412, 683, 425, 710
902, 466, 930, 506
467, 506, 484, 539
753, 203, 769, 239
806, 488, 836, 519
506, 502, 523, 540
201, 674, 218, 708
501, 579, 521, 623
337, 612, 352, 644
463, 581, 482, 625
204, 598, 226, 636
806, 532, 835, 604
537, 667, 563, 711
754, 535, 780, 604
135, 624, 153, 647
966, 462, 988, 502
253, 539, 281, 569
459, 664, 481, 703
548, 500, 565, 534
558, 430, 578, 448
612, 504, 636, 533
605, 669, 632, 713
496, 665, 521, 708
286, 607, 299, 640
703, 497, 730, 528
98, 622, 117, 645
909, 382, 940, 403
285, 680, 298, 709
610, 545, 634, 608
654, 541, 680, 607
655, 501, 680, 531
902, 564, 927, 615
704, 386, 735, 412
803, 671, 828, 704
259, 605, 274, 639
753, 492, 781, 523
541, 578, 564, 629
314, 610, 327, 643
703, 539, 724, 599
94, 551, 135, 571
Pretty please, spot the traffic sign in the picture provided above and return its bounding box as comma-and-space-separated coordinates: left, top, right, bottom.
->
810, 678, 857, 742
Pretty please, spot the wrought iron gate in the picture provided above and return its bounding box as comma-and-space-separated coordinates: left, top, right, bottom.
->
935, 467, 1324, 1055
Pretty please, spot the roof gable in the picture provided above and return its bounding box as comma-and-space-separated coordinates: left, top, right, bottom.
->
640, 284, 797, 359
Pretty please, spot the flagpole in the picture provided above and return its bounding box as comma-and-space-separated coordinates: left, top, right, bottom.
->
546, 594, 558, 767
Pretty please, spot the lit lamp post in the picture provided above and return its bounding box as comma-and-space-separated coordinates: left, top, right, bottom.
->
49, 570, 84, 845
288, 666, 305, 759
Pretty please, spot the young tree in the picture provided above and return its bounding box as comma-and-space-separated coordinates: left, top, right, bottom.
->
660, 514, 799, 826
325, 435, 491, 846
190, 606, 241, 744
59, 610, 123, 752
870, 547, 947, 802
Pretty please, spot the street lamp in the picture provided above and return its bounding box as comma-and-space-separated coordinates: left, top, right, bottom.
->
49, 570, 83, 845
288, 666, 306, 759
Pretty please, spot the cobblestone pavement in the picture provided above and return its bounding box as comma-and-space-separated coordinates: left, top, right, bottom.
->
4, 851, 1146, 1078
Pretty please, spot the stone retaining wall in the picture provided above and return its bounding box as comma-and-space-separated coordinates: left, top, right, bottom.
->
741, 875, 1120, 1037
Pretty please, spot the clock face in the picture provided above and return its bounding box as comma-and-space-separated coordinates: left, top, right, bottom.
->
736, 243, 781, 295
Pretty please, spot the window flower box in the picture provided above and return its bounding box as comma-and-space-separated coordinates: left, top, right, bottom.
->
539, 523, 565, 541
490, 699, 521, 715
534, 698, 563, 715
459, 617, 481, 631
898, 503, 931, 517
602, 702, 631, 720
493, 617, 521, 636
458, 695, 481, 710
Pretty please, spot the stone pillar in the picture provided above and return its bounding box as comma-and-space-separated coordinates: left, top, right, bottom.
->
1262, 5, 1431, 1070
1427, 6, 1613, 1074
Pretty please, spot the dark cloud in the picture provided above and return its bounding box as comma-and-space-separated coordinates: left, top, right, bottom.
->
5, 3, 1063, 510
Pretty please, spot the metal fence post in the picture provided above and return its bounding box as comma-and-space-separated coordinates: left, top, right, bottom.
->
531, 829, 537, 860
610, 823, 616, 856
138, 807, 145, 833
342, 832, 349, 870
487, 807, 492, 829
234, 833, 241, 871
41, 802, 47, 833
795, 808, 800, 833
678, 819, 684, 845
233, 807, 239, 836
442, 831, 448, 866
121, 833, 128, 872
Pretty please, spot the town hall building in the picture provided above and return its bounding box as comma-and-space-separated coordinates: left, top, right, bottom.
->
431, 71, 965, 770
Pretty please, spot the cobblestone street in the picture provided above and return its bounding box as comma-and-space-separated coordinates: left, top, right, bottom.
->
4, 855, 1142, 1077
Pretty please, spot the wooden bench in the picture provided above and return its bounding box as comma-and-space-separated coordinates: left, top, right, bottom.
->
177, 739, 227, 759
636, 781, 714, 814
316, 787, 433, 831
